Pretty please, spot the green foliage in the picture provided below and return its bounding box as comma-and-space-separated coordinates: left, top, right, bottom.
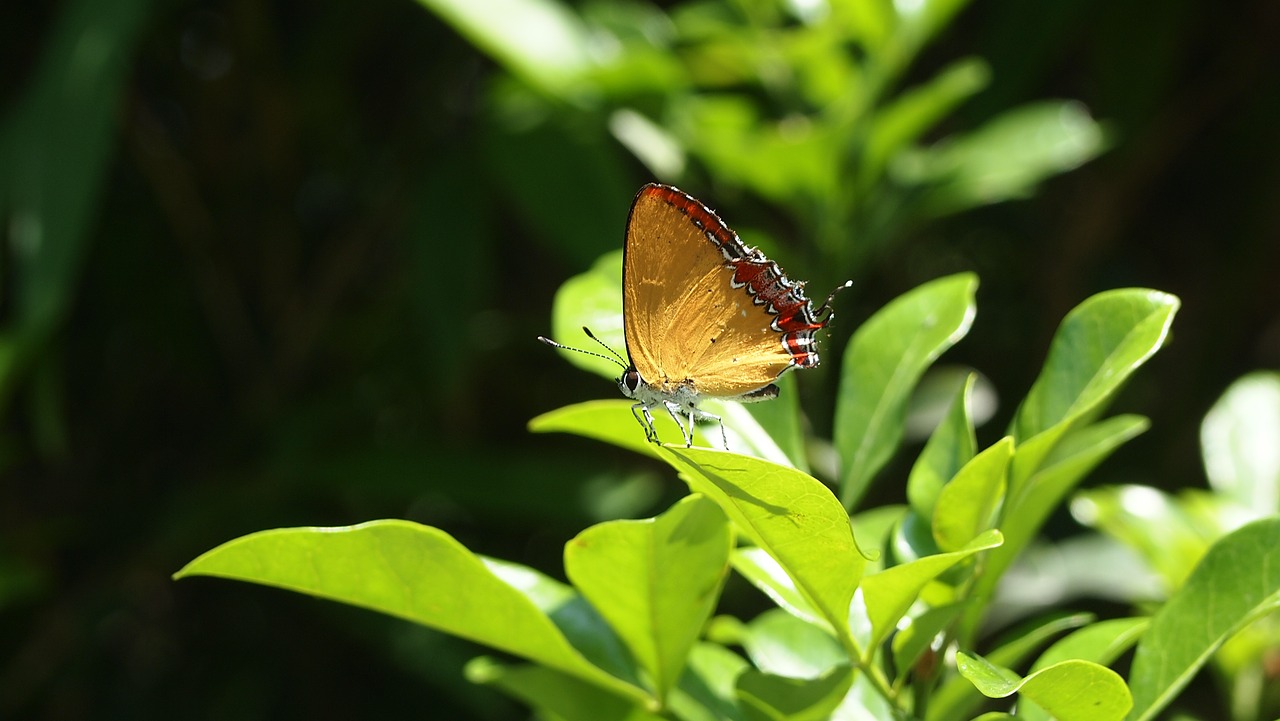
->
413, 0, 1104, 278
177, 268, 1280, 721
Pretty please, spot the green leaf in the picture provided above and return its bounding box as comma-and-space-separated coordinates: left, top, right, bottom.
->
863, 58, 990, 188
1200, 371, 1280, 514
415, 0, 592, 96
669, 642, 750, 721
858, 529, 1002, 653
835, 273, 978, 508
1010, 289, 1178, 485
565, 496, 732, 700
529, 399, 796, 463
928, 611, 1093, 721
174, 520, 648, 705
660, 448, 866, 649
1018, 618, 1148, 721
732, 547, 824, 629
932, 437, 1011, 552
736, 665, 854, 721
0, 0, 153, 413
898, 101, 1107, 217
908, 373, 979, 520
1127, 518, 1280, 721
548, 250, 626, 381
740, 609, 845, 679
959, 415, 1149, 643
957, 652, 1131, 721
530, 400, 662, 457
466, 658, 666, 721
1071, 484, 1208, 591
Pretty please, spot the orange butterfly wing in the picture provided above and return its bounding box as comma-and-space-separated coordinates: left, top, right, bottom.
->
622, 185, 800, 399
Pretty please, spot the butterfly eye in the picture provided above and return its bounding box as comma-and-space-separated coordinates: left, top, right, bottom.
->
618, 369, 642, 397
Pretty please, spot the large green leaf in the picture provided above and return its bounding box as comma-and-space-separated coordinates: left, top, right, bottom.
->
1200, 371, 1280, 514
898, 101, 1106, 217
1009, 289, 1178, 485
565, 496, 732, 701
835, 273, 978, 508
175, 520, 648, 704
530, 400, 663, 457
1127, 518, 1280, 721
660, 448, 866, 650
529, 399, 794, 464
956, 652, 1131, 721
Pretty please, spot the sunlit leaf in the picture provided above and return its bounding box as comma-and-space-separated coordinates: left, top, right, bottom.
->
661, 448, 866, 647
175, 521, 649, 704
1200, 371, 1280, 515
1127, 518, 1280, 721
565, 496, 731, 700
957, 652, 1131, 721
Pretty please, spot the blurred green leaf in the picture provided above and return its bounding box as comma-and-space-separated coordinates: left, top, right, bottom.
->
932, 437, 1010, 552
1127, 518, 1280, 721
565, 495, 731, 701
1071, 484, 1209, 592
956, 652, 1131, 721
175, 521, 650, 705
739, 609, 845, 679
416, 0, 593, 96
835, 273, 978, 508
1200, 371, 1280, 514
547, 250, 626, 380
897, 101, 1106, 216
0, 0, 152, 410
863, 58, 990, 188
660, 448, 866, 649
907, 373, 979, 520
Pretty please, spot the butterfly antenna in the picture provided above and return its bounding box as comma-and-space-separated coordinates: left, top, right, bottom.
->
816, 280, 854, 320
538, 329, 628, 370
580, 326, 629, 366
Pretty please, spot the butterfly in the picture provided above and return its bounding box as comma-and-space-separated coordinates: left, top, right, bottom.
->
541, 183, 850, 448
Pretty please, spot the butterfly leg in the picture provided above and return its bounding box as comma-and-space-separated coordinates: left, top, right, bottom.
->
696, 409, 729, 450
632, 402, 661, 444
663, 401, 694, 447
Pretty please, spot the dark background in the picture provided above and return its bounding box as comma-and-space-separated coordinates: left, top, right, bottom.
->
2, 0, 1277, 718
